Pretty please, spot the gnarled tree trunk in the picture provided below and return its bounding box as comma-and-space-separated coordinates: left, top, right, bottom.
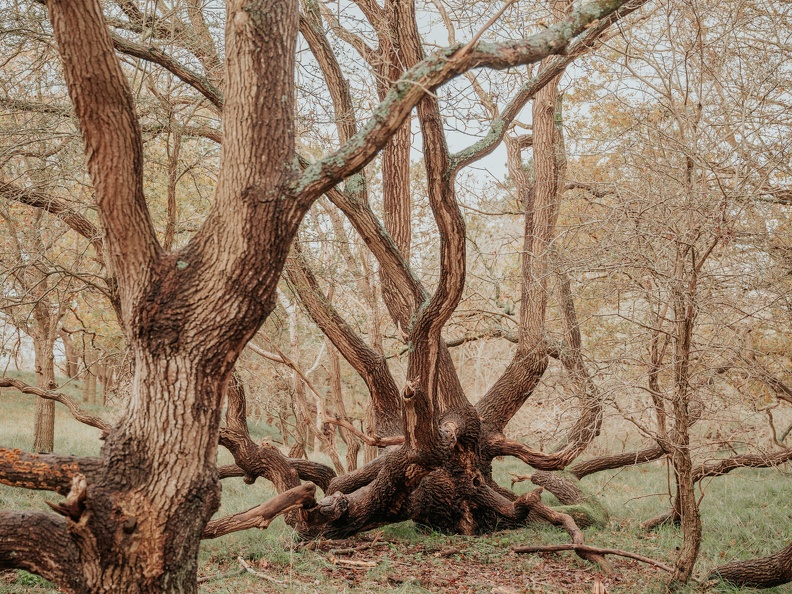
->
0, 0, 643, 591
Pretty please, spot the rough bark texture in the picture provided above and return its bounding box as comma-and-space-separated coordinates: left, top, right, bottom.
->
711, 543, 792, 589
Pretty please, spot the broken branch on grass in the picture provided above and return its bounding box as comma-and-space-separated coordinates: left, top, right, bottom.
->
513, 543, 675, 574
197, 568, 245, 584
328, 555, 377, 568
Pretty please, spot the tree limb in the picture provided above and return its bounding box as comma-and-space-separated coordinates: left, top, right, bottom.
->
202, 483, 316, 539
0, 181, 103, 259
514, 543, 674, 574
47, 0, 161, 310
0, 448, 100, 495
0, 376, 111, 434
293, 0, 646, 204
0, 510, 86, 591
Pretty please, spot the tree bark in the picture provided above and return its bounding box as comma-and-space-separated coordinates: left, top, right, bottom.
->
32, 330, 57, 453
59, 330, 79, 379
82, 345, 98, 405
711, 542, 792, 589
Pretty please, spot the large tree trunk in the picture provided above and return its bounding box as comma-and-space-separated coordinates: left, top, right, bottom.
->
66, 349, 224, 593
0, 0, 642, 590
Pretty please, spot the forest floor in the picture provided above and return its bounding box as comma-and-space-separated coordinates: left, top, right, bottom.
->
0, 373, 790, 593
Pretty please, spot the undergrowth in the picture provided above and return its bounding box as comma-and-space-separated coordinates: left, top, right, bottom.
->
0, 381, 789, 593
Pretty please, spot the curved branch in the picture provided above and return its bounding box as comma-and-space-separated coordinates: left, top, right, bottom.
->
0, 181, 103, 259
449, 1, 647, 173
692, 448, 792, 483
487, 435, 572, 471
284, 247, 403, 436
568, 445, 665, 479
110, 31, 224, 110
0, 377, 111, 434
528, 497, 614, 572
325, 417, 404, 448
202, 483, 317, 539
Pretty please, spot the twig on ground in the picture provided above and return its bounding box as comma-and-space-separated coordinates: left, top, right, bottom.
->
237, 556, 284, 585
328, 554, 378, 568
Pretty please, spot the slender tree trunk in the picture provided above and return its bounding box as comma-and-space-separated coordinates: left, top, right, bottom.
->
32, 334, 56, 453
59, 329, 79, 379
669, 249, 703, 587
328, 341, 360, 472
82, 346, 97, 405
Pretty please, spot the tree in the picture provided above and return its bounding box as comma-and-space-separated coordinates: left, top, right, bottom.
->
0, 0, 643, 592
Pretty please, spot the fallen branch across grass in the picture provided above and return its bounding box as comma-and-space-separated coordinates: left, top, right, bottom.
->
197, 568, 245, 584
513, 543, 675, 574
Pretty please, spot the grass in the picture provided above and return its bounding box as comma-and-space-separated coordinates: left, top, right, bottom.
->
1, 379, 790, 593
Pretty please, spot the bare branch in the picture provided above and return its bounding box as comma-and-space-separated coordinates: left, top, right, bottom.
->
514, 543, 675, 574
110, 32, 224, 110
568, 446, 665, 479
0, 376, 111, 433
0, 181, 103, 259
450, 0, 649, 173
324, 417, 404, 448
294, 0, 647, 204
202, 483, 316, 539
692, 448, 792, 483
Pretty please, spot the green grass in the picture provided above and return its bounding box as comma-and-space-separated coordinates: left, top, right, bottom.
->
1, 384, 790, 593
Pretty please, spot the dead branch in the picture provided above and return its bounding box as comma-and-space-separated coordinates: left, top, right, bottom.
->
236, 556, 284, 585
514, 543, 675, 574
529, 499, 613, 573
0, 448, 100, 495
